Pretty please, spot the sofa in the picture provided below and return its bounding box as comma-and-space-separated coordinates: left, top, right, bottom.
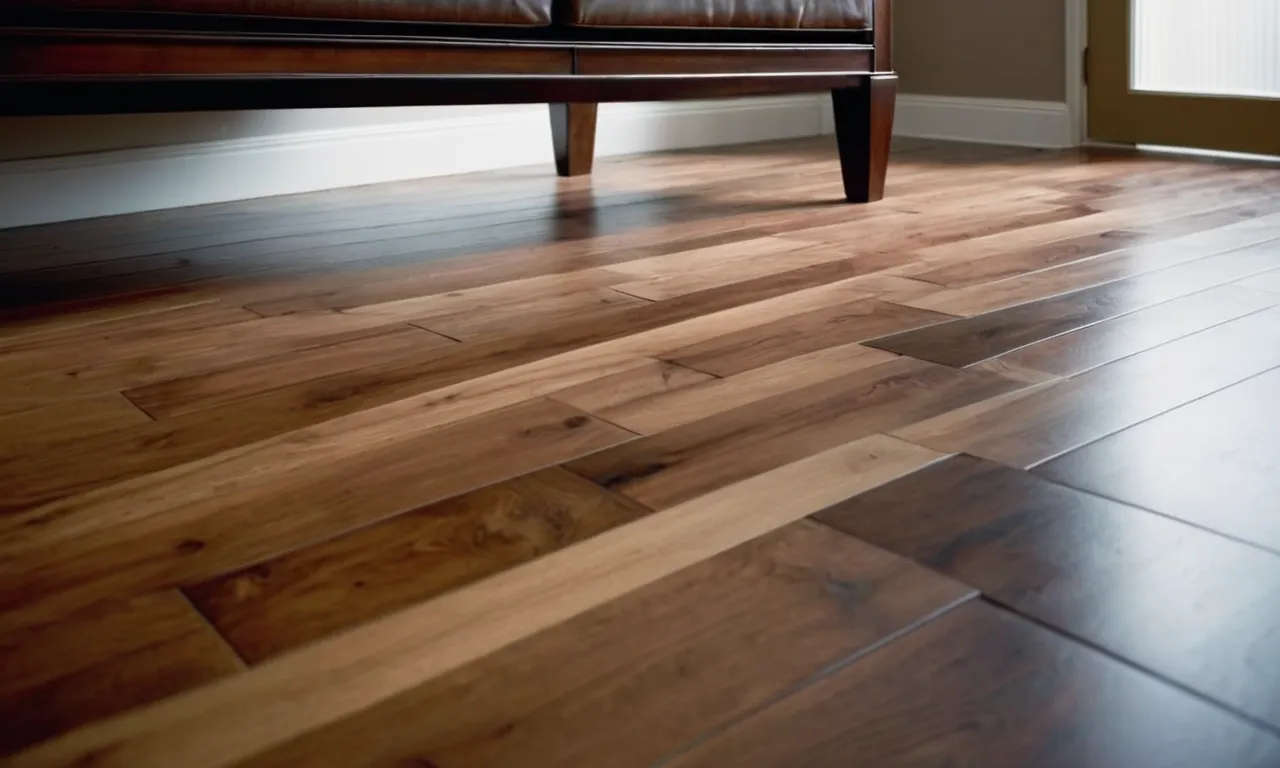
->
0, 0, 895, 202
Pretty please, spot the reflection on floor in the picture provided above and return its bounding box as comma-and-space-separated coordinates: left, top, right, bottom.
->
3, 137, 1280, 766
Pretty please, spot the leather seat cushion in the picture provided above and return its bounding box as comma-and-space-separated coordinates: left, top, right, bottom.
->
16, 0, 552, 25
568, 0, 872, 29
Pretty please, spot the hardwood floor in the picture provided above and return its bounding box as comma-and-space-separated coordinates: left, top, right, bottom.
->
2, 136, 1279, 767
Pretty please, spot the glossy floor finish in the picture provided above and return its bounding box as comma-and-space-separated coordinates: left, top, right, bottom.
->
2, 137, 1280, 767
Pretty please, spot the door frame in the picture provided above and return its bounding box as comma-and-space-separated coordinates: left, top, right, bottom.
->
1065, 0, 1088, 146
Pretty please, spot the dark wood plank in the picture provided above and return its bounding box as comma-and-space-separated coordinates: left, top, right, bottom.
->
0, 251, 914, 513
1037, 366, 1280, 553
816, 455, 1280, 731
909, 199, 1280, 289
895, 305, 1280, 467
869, 240, 1280, 367
662, 297, 951, 376
668, 601, 1280, 768
974, 284, 1280, 380
0, 399, 634, 631
121, 325, 450, 419
185, 467, 653, 663
234, 520, 974, 768
567, 357, 1021, 509
904, 218, 1280, 317
0, 591, 241, 756
0, 393, 149, 457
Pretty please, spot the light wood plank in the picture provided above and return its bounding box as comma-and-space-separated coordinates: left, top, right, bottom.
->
8, 435, 948, 768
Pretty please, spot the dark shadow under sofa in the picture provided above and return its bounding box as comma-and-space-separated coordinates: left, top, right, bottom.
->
0, 0, 896, 202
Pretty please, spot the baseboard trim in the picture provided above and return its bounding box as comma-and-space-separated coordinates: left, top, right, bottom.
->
0, 95, 826, 229
818, 94, 1073, 150
890, 95, 1074, 150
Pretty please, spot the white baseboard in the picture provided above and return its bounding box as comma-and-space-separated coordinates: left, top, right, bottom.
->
0, 92, 1077, 229
0, 95, 826, 229
890, 95, 1074, 149
820, 93, 1073, 149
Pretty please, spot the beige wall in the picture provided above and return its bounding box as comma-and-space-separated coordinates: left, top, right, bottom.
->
896, 0, 1067, 102
0, 1, 1068, 163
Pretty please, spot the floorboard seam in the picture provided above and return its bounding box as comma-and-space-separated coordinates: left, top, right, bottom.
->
973, 595, 1280, 739
647, 590, 982, 768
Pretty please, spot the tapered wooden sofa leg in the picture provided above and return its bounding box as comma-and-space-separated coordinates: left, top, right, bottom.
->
831, 74, 897, 203
550, 102, 598, 178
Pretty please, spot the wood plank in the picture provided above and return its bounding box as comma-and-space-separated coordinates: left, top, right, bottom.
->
893, 305, 1280, 468
7, 435, 947, 768
0, 295, 220, 346
0, 591, 241, 756
0, 393, 149, 456
868, 246, 1280, 367
185, 467, 653, 663
0, 399, 634, 630
607, 239, 860, 301
549, 359, 715, 415
908, 199, 1280, 289
0, 263, 898, 512
668, 601, 1280, 768
664, 298, 951, 376
898, 193, 1280, 278
0, 349, 652, 514
816, 455, 1280, 732
909, 229, 1145, 288
972, 284, 1280, 380
567, 358, 1021, 509
234, 520, 974, 768
1037, 367, 1280, 553
0, 309, 415, 389
241, 226, 775, 317
591, 344, 899, 435
902, 215, 1280, 316
415, 286, 649, 341
121, 326, 453, 419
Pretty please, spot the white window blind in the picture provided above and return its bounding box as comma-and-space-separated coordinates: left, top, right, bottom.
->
1132, 0, 1280, 99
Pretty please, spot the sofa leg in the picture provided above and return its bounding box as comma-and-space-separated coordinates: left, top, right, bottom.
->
550, 103, 598, 177
831, 74, 897, 203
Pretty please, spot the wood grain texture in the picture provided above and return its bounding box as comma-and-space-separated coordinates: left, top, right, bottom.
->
0, 400, 634, 630
972, 284, 1280, 380
568, 357, 1020, 508
1038, 366, 1280, 553
816, 455, 1280, 731
869, 246, 1280, 367
669, 601, 1280, 768
9, 435, 945, 768
894, 306, 1280, 468
550, 359, 715, 414
0, 393, 149, 455
234, 519, 972, 768
902, 217, 1280, 317
663, 297, 950, 376
4, 138, 1280, 763
185, 467, 653, 662
590, 343, 898, 434
0, 591, 241, 756
121, 325, 453, 419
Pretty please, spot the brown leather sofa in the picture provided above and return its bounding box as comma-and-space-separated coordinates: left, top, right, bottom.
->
0, 0, 895, 202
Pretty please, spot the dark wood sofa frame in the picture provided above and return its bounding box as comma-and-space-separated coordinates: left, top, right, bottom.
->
0, 1, 895, 203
